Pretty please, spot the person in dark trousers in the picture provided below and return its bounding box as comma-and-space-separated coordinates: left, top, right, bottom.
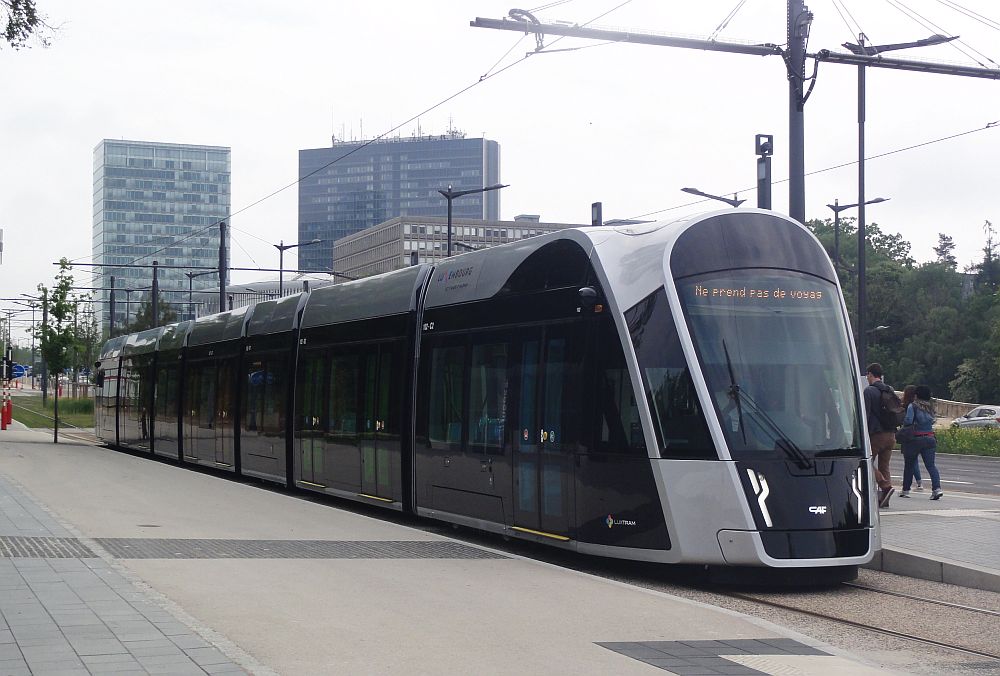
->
900, 385, 924, 491
899, 385, 943, 499
864, 363, 897, 507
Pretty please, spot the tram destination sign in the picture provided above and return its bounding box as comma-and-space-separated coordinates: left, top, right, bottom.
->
691, 284, 824, 302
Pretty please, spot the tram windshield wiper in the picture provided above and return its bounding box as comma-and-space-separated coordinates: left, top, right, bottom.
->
721, 340, 813, 470
723, 341, 747, 446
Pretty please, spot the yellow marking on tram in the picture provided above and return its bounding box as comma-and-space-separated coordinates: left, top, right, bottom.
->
299, 481, 326, 488
511, 526, 570, 541
358, 493, 394, 503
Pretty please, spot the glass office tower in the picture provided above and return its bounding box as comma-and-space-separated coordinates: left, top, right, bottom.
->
92, 140, 231, 330
298, 132, 501, 272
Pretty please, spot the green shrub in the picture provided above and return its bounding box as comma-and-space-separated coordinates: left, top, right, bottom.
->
936, 427, 1000, 457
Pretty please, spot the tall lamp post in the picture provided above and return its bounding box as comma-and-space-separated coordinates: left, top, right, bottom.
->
274, 239, 322, 296
845, 33, 954, 374
826, 197, 889, 274
438, 183, 508, 257
867, 325, 889, 348
680, 187, 745, 208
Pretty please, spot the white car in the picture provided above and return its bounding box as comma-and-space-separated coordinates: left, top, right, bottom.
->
951, 405, 1000, 429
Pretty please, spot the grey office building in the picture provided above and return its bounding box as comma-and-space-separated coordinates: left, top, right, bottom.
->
298, 131, 500, 271
92, 140, 231, 330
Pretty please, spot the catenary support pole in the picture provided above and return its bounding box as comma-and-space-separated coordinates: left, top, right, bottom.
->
218, 221, 227, 315
151, 261, 159, 328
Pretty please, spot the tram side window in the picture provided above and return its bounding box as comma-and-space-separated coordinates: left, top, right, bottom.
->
468, 342, 508, 455
245, 358, 285, 436
329, 354, 359, 438
428, 344, 466, 448
625, 288, 715, 459
594, 316, 645, 455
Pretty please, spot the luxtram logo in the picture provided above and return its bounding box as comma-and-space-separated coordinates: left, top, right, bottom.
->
437, 266, 474, 283
606, 514, 637, 529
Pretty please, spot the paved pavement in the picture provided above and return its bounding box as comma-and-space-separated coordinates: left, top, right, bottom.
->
0, 425, 888, 675
865, 452, 1000, 592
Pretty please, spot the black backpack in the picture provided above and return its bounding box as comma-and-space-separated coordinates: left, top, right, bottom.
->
878, 388, 906, 430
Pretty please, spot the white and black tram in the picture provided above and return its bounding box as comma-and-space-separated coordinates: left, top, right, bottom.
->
95, 209, 877, 576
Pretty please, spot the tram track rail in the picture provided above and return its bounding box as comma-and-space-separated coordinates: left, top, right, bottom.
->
843, 581, 1000, 618
723, 588, 1000, 662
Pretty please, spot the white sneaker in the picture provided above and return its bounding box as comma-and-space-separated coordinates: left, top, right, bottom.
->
915, 483, 924, 491
899, 491, 910, 498
931, 489, 944, 500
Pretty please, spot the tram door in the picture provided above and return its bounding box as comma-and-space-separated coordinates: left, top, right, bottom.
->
214, 361, 235, 467
297, 353, 325, 485
513, 326, 580, 537
360, 344, 400, 499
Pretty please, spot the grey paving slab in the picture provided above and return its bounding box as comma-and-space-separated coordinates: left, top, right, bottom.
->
870, 490, 1000, 591
0, 457, 250, 676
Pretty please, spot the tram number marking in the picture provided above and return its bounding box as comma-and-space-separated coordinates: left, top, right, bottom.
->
422, 322, 435, 331
808, 506, 828, 515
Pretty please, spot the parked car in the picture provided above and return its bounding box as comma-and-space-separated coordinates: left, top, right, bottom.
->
951, 405, 1000, 429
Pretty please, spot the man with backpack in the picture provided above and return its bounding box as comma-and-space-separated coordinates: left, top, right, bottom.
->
864, 363, 904, 508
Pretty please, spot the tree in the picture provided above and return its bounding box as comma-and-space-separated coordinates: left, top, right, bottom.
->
2, 0, 54, 49
125, 296, 177, 333
34, 258, 79, 442
933, 233, 957, 269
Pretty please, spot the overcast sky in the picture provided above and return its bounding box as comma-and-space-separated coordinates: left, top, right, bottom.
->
2, 0, 999, 335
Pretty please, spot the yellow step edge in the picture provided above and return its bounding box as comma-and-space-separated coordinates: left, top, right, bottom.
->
299, 480, 326, 488
511, 526, 570, 542
358, 493, 394, 503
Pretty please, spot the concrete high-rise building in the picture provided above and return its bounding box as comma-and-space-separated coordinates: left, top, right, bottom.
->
92, 140, 231, 330
298, 130, 500, 271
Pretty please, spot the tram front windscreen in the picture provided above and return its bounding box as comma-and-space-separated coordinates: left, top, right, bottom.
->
678, 269, 863, 461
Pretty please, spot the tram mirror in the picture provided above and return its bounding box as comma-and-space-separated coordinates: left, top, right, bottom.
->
578, 286, 599, 310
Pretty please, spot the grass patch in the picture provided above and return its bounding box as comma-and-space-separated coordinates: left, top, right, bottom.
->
936, 427, 1000, 457
9, 395, 94, 429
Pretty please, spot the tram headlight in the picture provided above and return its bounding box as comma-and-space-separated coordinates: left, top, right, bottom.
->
850, 466, 864, 524
746, 469, 773, 528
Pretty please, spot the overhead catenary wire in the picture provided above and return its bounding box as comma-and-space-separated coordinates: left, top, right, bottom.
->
886, 0, 998, 68
935, 0, 1000, 32
626, 118, 1000, 221
830, 0, 867, 44
708, 0, 748, 42
67, 0, 637, 285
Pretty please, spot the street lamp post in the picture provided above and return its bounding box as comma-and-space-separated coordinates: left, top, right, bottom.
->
438, 184, 509, 257
681, 187, 745, 208
826, 197, 889, 274
845, 33, 954, 374
274, 239, 322, 296
867, 325, 889, 348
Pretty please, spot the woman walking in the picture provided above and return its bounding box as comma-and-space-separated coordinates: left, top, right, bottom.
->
899, 385, 943, 499
900, 386, 924, 491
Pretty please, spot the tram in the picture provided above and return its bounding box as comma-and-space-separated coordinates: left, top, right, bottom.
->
95, 209, 877, 576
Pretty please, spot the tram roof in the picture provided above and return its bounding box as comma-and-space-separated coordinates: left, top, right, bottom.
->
98, 335, 127, 359
158, 320, 194, 352
122, 327, 165, 356
247, 292, 308, 336
301, 265, 427, 329
188, 305, 251, 347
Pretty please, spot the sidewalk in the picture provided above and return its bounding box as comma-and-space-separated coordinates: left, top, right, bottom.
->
0, 428, 886, 675
0, 429, 250, 675
866, 457, 1000, 592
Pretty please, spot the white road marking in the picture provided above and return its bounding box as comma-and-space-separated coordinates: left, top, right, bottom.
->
939, 479, 974, 484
